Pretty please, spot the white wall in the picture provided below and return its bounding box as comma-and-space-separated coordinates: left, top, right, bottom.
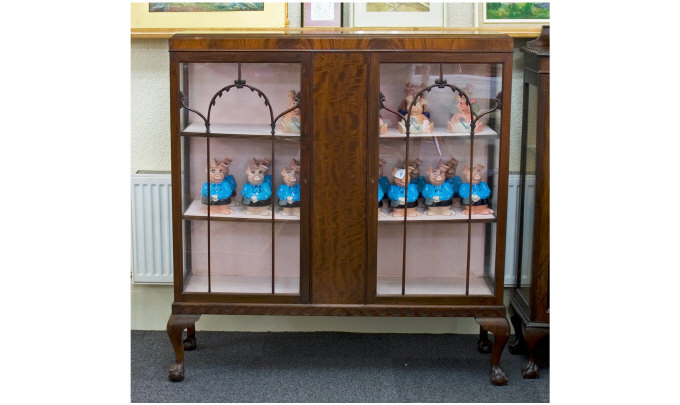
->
130, 2, 530, 333
131, 38, 171, 173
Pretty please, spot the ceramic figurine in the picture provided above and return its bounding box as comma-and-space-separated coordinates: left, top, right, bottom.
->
241, 157, 273, 216
378, 181, 385, 218
378, 159, 389, 217
278, 90, 301, 133
388, 166, 420, 217
255, 157, 273, 186
443, 157, 463, 208
277, 159, 301, 216
422, 161, 455, 216
379, 116, 388, 135
447, 86, 485, 134
398, 95, 434, 134
398, 81, 431, 119
459, 164, 494, 215
408, 158, 426, 197
201, 158, 236, 215
378, 159, 391, 199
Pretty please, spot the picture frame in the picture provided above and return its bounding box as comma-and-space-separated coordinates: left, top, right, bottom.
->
131, 2, 288, 36
475, 2, 549, 32
351, 2, 444, 28
302, 2, 342, 27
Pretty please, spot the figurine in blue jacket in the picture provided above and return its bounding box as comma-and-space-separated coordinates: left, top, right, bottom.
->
408, 158, 427, 198
459, 164, 494, 216
201, 158, 236, 215
378, 159, 391, 199
241, 157, 272, 216
388, 166, 420, 217
422, 161, 455, 216
378, 159, 390, 217
277, 159, 301, 217
443, 157, 463, 207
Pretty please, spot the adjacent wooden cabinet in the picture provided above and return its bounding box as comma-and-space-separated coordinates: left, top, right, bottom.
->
508, 26, 550, 378
167, 33, 514, 385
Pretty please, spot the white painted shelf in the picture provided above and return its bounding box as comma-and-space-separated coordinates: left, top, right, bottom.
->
182, 123, 300, 137
379, 124, 498, 139
377, 204, 496, 222
183, 199, 299, 222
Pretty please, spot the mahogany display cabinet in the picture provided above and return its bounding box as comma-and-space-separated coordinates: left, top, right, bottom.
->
508, 26, 550, 378
167, 33, 514, 385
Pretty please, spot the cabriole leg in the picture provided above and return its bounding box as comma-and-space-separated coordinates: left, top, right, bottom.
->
521, 326, 549, 379
475, 317, 510, 386
508, 307, 526, 355
184, 324, 197, 351
477, 326, 492, 354
167, 314, 201, 382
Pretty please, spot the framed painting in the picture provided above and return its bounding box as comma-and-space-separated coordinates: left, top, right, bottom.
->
476, 2, 549, 33
131, 2, 288, 35
351, 2, 444, 28
302, 2, 342, 27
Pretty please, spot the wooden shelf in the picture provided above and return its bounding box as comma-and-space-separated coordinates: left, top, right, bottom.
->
183, 199, 300, 222
181, 123, 300, 138
379, 124, 498, 139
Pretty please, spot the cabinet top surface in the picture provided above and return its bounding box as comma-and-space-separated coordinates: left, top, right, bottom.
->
169, 33, 514, 52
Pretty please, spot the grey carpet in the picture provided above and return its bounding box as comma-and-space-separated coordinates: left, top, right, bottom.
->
131, 330, 549, 403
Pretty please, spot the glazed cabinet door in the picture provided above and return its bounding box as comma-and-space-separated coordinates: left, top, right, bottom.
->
170, 52, 311, 303
516, 48, 550, 322
368, 53, 512, 305
516, 79, 539, 310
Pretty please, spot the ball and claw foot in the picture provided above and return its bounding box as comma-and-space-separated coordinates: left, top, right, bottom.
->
490, 365, 508, 386
508, 336, 525, 355
477, 337, 492, 354
169, 363, 185, 382
183, 335, 196, 351
522, 360, 539, 379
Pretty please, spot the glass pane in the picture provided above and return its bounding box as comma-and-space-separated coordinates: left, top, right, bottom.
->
376, 223, 404, 295
404, 223, 469, 295
469, 222, 496, 295
210, 221, 272, 294
184, 62, 301, 134
179, 61, 302, 295
180, 136, 202, 215
469, 134, 500, 296
179, 63, 188, 131
182, 219, 208, 293
274, 223, 300, 294
273, 137, 301, 294
377, 62, 501, 296
518, 83, 539, 300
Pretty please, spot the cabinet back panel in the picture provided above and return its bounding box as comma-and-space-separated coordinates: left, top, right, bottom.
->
310, 52, 368, 304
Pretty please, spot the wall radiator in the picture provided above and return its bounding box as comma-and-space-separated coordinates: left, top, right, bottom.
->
130, 172, 532, 286
131, 171, 173, 283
